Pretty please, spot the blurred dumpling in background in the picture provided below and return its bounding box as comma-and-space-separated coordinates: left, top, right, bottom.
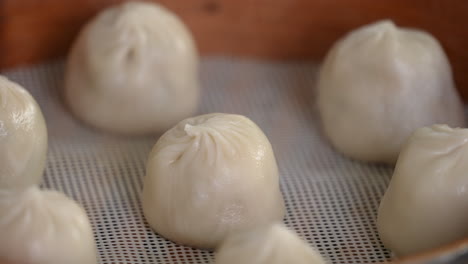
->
64, 1, 199, 135
0, 76, 48, 190
317, 20, 465, 164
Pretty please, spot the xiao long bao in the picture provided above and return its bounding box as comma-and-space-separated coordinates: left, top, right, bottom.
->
0, 77, 97, 264
317, 20, 465, 164
64, 1, 199, 134
0, 188, 98, 264
142, 113, 285, 249
215, 223, 327, 264
378, 125, 468, 257
0, 76, 48, 190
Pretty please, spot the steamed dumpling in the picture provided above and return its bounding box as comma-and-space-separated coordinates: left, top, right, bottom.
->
317, 20, 465, 164
0, 187, 97, 264
378, 125, 468, 256
142, 113, 285, 249
0, 76, 47, 189
215, 223, 327, 264
65, 1, 199, 134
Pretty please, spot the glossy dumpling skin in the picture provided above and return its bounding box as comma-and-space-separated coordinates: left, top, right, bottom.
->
378, 125, 468, 257
215, 223, 326, 264
0, 76, 48, 189
64, 1, 199, 135
142, 113, 285, 249
317, 20, 465, 164
0, 187, 97, 264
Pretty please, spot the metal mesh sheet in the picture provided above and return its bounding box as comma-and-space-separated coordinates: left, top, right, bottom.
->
2, 58, 392, 263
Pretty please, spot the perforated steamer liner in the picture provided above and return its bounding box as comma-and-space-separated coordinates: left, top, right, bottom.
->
2, 58, 393, 264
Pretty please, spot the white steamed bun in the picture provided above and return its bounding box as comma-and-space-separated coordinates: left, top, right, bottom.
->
0, 76, 47, 190
215, 223, 327, 264
378, 124, 468, 256
317, 20, 465, 164
65, 1, 199, 134
0, 187, 97, 264
142, 113, 285, 249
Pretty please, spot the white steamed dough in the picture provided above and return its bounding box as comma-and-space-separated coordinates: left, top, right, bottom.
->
317, 20, 465, 164
142, 113, 285, 249
65, 1, 199, 134
378, 125, 468, 256
0, 76, 48, 190
215, 223, 327, 264
0, 77, 96, 264
0, 187, 97, 264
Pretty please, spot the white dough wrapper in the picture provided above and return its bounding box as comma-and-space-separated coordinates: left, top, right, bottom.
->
65, 1, 199, 135
215, 223, 327, 264
0, 76, 48, 190
142, 113, 286, 249
378, 125, 468, 257
0, 187, 97, 264
317, 20, 465, 164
